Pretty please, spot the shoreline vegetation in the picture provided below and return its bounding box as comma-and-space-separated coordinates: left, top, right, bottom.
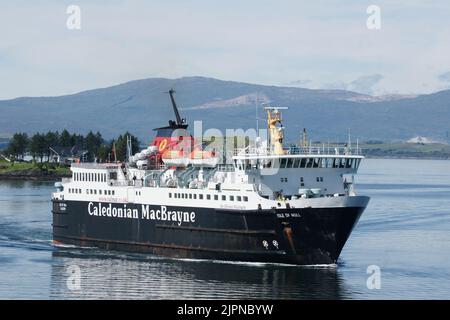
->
1, 147, 449, 182
359, 142, 450, 160
1, 133, 450, 181
0, 162, 71, 181
0, 129, 140, 181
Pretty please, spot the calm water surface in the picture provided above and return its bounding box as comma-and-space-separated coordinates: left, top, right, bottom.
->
0, 159, 449, 299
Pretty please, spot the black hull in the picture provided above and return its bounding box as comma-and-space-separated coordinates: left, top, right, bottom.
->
52, 199, 367, 265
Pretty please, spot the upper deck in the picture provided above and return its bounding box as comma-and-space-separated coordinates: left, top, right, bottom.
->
233, 145, 363, 159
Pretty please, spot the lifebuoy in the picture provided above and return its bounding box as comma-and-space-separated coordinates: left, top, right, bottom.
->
158, 139, 168, 151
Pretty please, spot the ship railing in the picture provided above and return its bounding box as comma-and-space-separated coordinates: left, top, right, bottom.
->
61, 178, 72, 184
216, 164, 235, 172
109, 180, 134, 187
233, 145, 362, 156
71, 163, 120, 169
285, 146, 362, 156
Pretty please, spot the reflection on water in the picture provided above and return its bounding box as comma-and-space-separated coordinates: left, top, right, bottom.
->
50, 249, 349, 299
1, 158, 450, 299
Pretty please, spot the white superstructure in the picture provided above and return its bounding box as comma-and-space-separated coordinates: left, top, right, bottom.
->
53, 107, 366, 212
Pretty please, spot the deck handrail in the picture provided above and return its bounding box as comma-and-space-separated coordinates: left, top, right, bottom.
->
233, 145, 362, 157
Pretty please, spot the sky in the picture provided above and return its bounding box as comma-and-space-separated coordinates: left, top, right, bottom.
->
1, 0, 450, 99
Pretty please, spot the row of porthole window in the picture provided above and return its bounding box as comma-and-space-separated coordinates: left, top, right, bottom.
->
169, 192, 248, 202
67, 188, 114, 196
281, 177, 324, 183
73, 172, 107, 183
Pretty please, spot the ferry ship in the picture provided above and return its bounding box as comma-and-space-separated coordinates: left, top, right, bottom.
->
52, 90, 369, 265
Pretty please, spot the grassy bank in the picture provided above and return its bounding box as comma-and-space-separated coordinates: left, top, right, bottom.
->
0, 160, 71, 180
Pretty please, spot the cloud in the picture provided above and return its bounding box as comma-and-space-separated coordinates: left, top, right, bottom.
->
0, 1, 450, 99
289, 76, 383, 95
438, 71, 450, 83
285, 79, 312, 86
347, 74, 384, 95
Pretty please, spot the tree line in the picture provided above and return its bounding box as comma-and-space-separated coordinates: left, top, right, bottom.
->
3, 130, 140, 163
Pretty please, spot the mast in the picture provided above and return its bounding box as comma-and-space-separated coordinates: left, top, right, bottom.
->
168, 89, 184, 126
264, 106, 288, 155
126, 135, 132, 162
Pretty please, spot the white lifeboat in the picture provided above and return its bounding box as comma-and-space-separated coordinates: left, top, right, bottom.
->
189, 150, 219, 167
161, 150, 189, 167
161, 150, 219, 167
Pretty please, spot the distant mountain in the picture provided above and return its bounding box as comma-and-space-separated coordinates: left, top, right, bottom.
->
0, 76, 449, 143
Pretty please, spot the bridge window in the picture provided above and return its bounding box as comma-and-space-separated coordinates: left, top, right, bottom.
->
280, 158, 287, 168
263, 160, 272, 168
199, 194, 203, 200
243, 196, 248, 202
286, 158, 294, 168
207, 194, 211, 200
222, 195, 226, 201
313, 158, 320, 168
306, 158, 314, 168
332, 158, 338, 168
229, 196, 234, 201
237, 196, 242, 201
300, 158, 307, 168
346, 159, 353, 168
214, 195, 218, 200
293, 158, 300, 168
